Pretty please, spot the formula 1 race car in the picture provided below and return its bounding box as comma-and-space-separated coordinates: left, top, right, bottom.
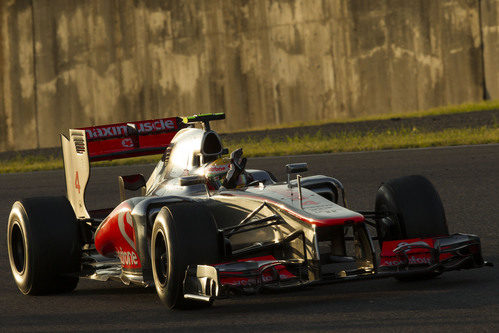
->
7, 113, 491, 309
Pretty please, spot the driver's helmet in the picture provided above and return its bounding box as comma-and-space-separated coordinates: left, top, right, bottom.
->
205, 158, 230, 190
205, 157, 247, 190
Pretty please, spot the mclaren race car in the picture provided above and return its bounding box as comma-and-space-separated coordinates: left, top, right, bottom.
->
7, 113, 491, 309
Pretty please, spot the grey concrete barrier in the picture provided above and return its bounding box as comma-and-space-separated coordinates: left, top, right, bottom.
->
1, 0, 498, 152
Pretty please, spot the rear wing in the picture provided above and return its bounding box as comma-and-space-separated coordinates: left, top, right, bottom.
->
61, 117, 185, 218
77, 117, 185, 162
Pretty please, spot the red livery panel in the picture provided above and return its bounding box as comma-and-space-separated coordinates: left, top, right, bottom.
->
78, 117, 183, 161
94, 203, 142, 270
216, 255, 297, 287
379, 238, 453, 268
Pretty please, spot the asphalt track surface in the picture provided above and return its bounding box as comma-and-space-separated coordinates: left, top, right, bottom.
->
1, 145, 498, 332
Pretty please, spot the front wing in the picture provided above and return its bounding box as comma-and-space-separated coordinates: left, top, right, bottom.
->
183, 233, 490, 302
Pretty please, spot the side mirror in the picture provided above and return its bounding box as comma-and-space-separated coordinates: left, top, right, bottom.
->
180, 175, 206, 186
119, 174, 146, 202
286, 163, 308, 174
286, 163, 308, 189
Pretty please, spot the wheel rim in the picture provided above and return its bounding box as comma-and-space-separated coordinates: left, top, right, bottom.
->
154, 230, 168, 287
10, 222, 26, 274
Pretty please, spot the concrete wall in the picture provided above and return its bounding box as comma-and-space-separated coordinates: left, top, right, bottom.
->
1, 0, 498, 152
1, 0, 37, 151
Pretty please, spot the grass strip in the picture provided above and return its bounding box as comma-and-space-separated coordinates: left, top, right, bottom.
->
1, 126, 497, 173
225, 126, 498, 157
223, 100, 499, 133
0, 155, 63, 173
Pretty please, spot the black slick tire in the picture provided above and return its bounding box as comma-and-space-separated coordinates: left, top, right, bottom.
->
375, 175, 449, 281
7, 197, 81, 295
151, 202, 220, 309
376, 175, 449, 242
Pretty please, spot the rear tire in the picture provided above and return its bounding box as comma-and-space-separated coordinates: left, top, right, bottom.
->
375, 175, 449, 281
7, 197, 81, 295
151, 202, 220, 309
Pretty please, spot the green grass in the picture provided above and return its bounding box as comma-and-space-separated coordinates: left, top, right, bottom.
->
226, 126, 499, 157
0, 155, 63, 173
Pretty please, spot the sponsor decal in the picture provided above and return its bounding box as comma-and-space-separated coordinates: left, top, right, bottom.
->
118, 211, 136, 250
381, 238, 436, 267
221, 277, 257, 287
221, 271, 294, 287
305, 205, 338, 214
116, 247, 139, 266
382, 255, 433, 266
217, 256, 296, 287
121, 138, 134, 148
85, 119, 175, 140
207, 165, 229, 173
116, 212, 140, 267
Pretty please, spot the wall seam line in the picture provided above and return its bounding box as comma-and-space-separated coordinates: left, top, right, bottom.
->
477, 0, 489, 100
30, 0, 39, 148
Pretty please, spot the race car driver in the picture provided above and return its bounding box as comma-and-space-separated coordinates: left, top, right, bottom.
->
205, 148, 253, 190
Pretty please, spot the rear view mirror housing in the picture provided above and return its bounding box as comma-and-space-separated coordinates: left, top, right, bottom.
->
119, 174, 146, 202
286, 163, 308, 188
286, 163, 308, 174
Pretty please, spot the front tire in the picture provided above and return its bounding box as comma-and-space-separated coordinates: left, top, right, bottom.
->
375, 175, 448, 242
151, 202, 220, 309
7, 197, 81, 295
375, 175, 449, 281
